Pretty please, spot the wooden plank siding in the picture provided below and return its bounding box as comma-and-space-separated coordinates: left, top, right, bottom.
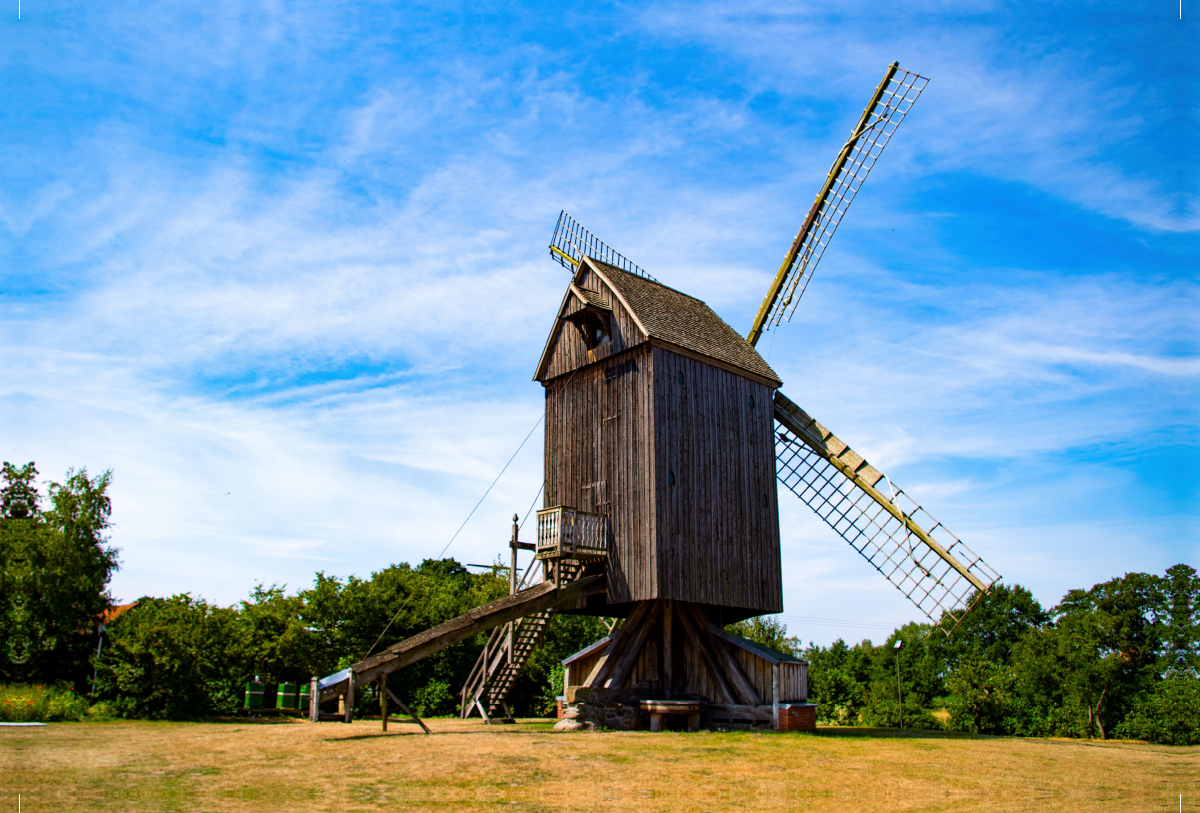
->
777, 661, 808, 703
538, 263, 781, 618
543, 344, 656, 608
653, 348, 781, 616
538, 265, 646, 381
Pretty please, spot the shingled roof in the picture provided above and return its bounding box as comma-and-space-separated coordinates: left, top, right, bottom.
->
588, 259, 781, 387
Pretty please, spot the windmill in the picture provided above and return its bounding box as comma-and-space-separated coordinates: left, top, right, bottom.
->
313, 62, 1000, 732
542, 62, 999, 634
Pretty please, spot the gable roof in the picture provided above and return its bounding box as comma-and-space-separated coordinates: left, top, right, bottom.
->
569, 283, 611, 311
535, 257, 782, 387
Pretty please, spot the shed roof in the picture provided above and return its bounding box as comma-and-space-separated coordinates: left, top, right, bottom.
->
561, 634, 613, 666
539, 257, 781, 386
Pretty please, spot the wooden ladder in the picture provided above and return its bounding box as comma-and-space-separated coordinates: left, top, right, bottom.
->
461, 560, 584, 722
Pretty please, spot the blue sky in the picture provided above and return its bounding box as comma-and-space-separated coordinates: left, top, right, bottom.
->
2, 0, 1195, 644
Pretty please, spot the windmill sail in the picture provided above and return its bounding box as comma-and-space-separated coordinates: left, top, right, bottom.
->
549, 211, 656, 281
773, 392, 1000, 633
747, 63, 928, 346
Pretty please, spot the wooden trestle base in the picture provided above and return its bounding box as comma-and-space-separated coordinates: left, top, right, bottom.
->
559, 599, 814, 732
306, 673, 432, 733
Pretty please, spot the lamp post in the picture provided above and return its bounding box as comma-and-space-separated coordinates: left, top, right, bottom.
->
893, 639, 904, 730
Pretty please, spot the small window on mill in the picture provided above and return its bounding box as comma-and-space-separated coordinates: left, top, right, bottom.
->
570, 309, 611, 351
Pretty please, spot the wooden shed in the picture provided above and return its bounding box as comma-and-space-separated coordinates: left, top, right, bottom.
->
534, 257, 784, 623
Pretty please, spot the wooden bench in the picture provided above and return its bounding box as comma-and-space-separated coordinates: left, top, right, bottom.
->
639, 700, 701, 732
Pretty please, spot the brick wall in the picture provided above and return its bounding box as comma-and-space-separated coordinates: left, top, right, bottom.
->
777, 703, 817, 732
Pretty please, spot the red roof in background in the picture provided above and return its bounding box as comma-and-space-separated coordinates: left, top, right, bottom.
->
100, 602, 138, 625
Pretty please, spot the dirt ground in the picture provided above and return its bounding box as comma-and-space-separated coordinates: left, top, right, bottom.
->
5, 717, 1196, 812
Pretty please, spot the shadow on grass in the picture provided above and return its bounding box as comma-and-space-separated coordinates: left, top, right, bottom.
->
812, 726, 987, 740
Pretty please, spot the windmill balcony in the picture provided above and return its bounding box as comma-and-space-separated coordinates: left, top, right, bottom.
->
536, 506, 608, 562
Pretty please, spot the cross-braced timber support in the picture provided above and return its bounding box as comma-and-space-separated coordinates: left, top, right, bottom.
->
559, 599, 813, 732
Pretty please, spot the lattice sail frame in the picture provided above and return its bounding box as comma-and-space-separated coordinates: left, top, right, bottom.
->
549, 210, 656, 281
773, 392, 1000, 633
754, 65, 928, 340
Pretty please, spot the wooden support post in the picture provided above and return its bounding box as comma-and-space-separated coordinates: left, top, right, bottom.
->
676, 603, 734, 705
380, 674, 388, 733
309, 676, 319, 723
343, 671, 355, 724
510, 514, 519, 596
605, 601, 662, 689
772, 664, 780, 732
584, 600, 652, 688
386, 686, 432, 735
509, 514, 518, 667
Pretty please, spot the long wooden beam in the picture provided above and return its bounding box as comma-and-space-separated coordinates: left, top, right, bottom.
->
605, 601, 662, 690
747, 62, 900, 347
748, 60, 902, 347
320, 575, 605, 702
676, 603, 734, 705
584, 600, 653, 688
688, 606, 760, 706
385, 686, 432, 735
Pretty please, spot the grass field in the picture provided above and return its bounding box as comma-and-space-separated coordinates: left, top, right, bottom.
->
4, 717, 1196, 812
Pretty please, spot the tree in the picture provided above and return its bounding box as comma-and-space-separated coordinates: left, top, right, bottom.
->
1157, 564, 1199, 677
1113, 676, 1200, 745
93, 595, 245, 718
859, 624, 943, 730
1012, 571, 1165, 739
0, 463, 119, 687
803, 638, 876, 725
724, 615, 802, 656
931, 583, 1049, 669
943, 656, 1014, 734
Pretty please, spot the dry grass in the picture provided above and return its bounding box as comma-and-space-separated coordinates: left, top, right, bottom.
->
5, 717, 1197, 812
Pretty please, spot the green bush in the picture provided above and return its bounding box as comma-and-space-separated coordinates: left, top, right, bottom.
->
1114, 676, 1200, 745
0, 684, 91, 722
92, 595, 246, 719
412, 679, 454, 717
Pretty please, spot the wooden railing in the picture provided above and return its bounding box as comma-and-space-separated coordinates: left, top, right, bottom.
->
536, 506, 608, 561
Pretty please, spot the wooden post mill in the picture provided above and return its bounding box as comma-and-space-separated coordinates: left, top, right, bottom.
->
528, 255, 811, 731
309, 62, 1002, 733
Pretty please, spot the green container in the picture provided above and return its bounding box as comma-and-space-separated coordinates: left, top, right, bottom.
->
299, 683, 311, 713
244, 681, 264, 709
277, 683, 298, 710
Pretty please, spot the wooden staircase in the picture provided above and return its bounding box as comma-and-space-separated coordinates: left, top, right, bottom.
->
461, 560, 584, 721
